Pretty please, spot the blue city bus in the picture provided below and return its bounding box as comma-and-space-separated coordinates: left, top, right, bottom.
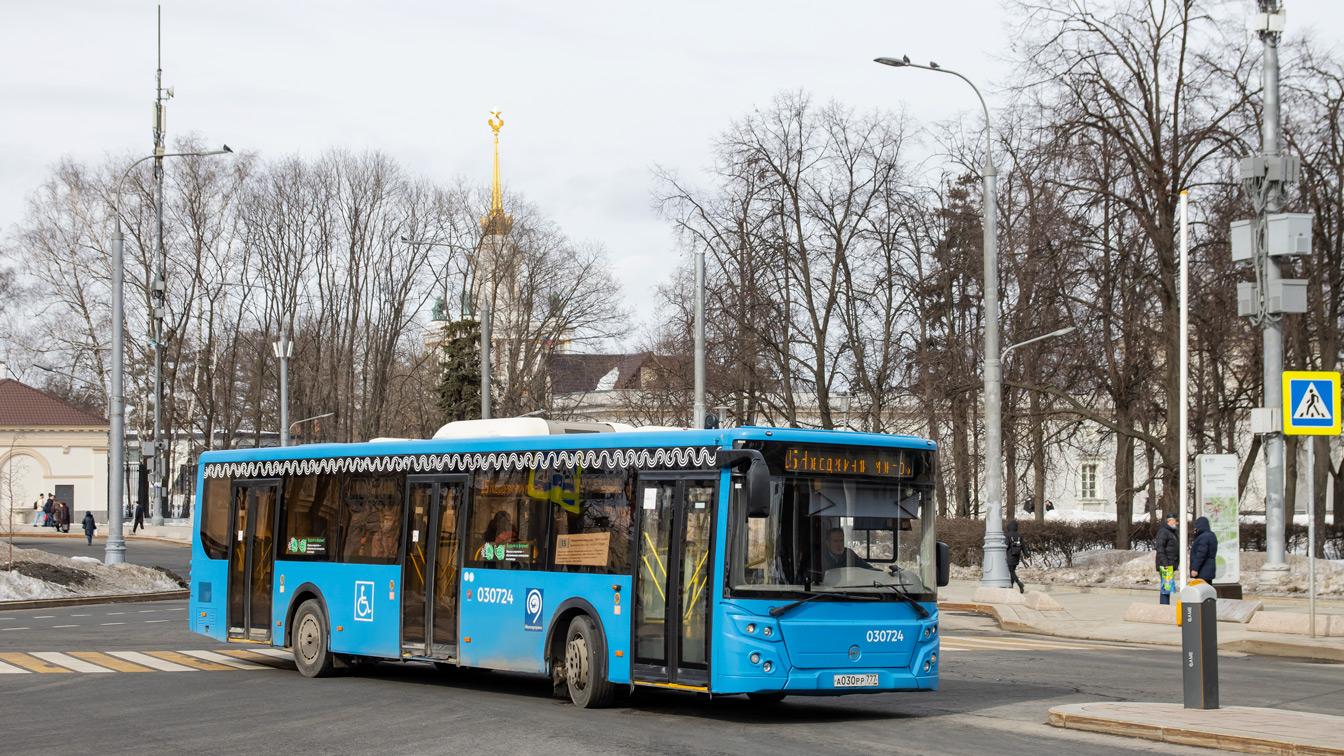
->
188, 420, 948, 707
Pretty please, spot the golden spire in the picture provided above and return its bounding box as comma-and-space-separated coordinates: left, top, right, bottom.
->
482, 110, 512, 235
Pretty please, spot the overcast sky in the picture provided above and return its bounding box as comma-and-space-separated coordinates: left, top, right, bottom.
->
2, 1, 1341, 335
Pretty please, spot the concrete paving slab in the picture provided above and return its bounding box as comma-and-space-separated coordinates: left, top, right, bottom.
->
1216, 599, 1262, 624
1123, 602, 1177, 625
1248, 611, 1344, 637
973, 586, 1025, 605
1049, 701, 1344, 755
1024, 591, 1064, 610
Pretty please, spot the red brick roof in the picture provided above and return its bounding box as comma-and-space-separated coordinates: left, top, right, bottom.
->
0, 379, 108, 427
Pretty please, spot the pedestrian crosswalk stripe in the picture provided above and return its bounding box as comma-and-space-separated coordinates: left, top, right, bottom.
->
68, 651, 153, 672
249, 647, 294, 660
217, 647, 296, 668
0, 658, 30, 674
0, 651, 74, 673
179, 649, 271, 670
145, 650, 237, 671
31, 652, 115, 673
939, 635, 1123, 651
108, 651, 197, 672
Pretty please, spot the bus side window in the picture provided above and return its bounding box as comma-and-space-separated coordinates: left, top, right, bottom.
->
470, 469, 545, 570
340, 472, 403, 565
200, 477, 231, 560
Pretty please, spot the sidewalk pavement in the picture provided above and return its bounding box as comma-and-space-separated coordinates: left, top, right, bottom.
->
941, 580, 1344, 754
1048, 702, 1344, 755
937, 579, 1344, 662
1, 524, 192, 546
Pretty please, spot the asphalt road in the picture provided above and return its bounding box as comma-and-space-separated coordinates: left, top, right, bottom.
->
1, 607, 1338, 756
6, 536, 192, 581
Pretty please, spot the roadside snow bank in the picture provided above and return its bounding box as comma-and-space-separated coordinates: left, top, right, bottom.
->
953, 549, 1344, 597
0, 546, 183, 602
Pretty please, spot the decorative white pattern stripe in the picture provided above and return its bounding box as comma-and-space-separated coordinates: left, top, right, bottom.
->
203, 446, 719, 480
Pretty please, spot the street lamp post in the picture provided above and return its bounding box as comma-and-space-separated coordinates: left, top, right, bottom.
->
288, 412, 335, 444
106, 146, 232, 564
875, 56, 1008, 587
273, 314, 293, 446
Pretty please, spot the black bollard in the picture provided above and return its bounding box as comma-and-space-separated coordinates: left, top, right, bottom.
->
1179, 581, 1219, 710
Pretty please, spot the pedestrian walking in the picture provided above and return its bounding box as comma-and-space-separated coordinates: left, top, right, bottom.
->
57, 501, 72, 533
42, 495, 54, 527
132, 501, 147, 533
33, 493, 46, 526
1154, 512, 1180, 604
1004, 519, 1030, 593
82, 511, 96, 545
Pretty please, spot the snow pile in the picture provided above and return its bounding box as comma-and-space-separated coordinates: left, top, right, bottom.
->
1014, 549, 1344, 597
0, 546, 184, 602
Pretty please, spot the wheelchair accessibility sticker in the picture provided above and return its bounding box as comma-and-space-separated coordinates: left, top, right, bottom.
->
524, 588, 543, 632
354, 581, 375, 622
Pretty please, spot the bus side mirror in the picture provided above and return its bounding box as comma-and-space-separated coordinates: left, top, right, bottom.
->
936, 541, 950, 587
717, 448, 771, 518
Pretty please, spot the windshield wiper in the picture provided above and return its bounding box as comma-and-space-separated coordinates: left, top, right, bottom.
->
769, 590, 878, 618
871, 580, 931, 619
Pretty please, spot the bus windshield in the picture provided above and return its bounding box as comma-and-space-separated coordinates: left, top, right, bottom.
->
728, 471, 938, 602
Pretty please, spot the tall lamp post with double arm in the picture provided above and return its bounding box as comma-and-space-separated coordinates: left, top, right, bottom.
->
106, 146, 232, 564
874, 56, 1010, 587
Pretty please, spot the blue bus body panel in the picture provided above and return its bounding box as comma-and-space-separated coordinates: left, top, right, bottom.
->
458, 569, 632, 681
712, 600, 940, 694
273, 562, 401, 657
188, 555, 228, 640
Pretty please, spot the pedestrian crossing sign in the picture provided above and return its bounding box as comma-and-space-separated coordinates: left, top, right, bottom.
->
1282, 371, 1341, 435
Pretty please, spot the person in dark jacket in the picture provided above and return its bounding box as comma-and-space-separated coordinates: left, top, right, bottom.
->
1004, 519, 1030, 593
1154, 512, 1180, 603
82, 512, 96, 545
132, 501, 147, 533
1189, 516, 1218, 582
57, 501, 72, 532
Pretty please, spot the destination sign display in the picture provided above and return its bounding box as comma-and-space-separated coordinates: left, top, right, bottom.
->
782, 447, 916, 478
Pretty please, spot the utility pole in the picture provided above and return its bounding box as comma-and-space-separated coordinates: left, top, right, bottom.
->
693, 246, 706, 429
1232, 2, 1311, 585
273, 313, 293, 446
150, 5, 173, 527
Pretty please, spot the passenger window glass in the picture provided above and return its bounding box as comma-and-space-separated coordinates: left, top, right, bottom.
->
549, 466, 634, 575
341, 473, 403, 565
279, 474, 342, 561
200, 477, 231, 560
469, 469, 546, 570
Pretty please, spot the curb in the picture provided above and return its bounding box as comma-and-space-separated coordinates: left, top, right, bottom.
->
939, 601, 1343, 662
1048, 703, 1344, 756
0, 590, 189, 612
2, 532, 190, 547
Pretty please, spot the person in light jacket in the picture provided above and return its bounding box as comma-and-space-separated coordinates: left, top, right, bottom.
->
1189, 516, 1218, 583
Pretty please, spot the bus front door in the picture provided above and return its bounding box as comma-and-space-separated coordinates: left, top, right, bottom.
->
633, 476, 716, 688
401, 476, 464, 660
227, 480, 279, 642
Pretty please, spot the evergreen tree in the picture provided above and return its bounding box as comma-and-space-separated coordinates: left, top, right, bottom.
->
435, 318, 483, 423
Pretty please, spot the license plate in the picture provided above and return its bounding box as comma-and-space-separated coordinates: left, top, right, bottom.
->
833, 673, 879, 688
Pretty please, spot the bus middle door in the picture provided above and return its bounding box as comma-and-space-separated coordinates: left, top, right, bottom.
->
227, 480, 279, 642
633, 475, 716, 689
401, 476, 465, 660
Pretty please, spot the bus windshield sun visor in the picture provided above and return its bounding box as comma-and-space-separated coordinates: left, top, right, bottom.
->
716, 448, 770, 518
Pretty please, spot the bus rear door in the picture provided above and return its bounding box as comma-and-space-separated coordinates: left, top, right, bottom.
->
633, 475, 716, 689
227, 480, 280, 642
401, 476, 465, 660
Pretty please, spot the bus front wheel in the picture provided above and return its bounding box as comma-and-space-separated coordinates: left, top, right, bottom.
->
564, 615, 614, 708
293, 599, 335, 678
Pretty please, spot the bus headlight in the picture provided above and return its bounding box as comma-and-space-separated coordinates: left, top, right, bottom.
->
923, 660, 931, 672
930, 653, 937, 665
746, 623, 756, 634
750, 652, 761, 664
763, 661, 773, 673
763, 626, 772, 637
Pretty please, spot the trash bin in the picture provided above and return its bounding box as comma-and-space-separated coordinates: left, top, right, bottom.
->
1179, 581, 1219, 710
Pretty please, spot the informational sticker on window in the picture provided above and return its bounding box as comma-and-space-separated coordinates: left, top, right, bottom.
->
643, 488, 657, 510
1195, 454, 1239, 584
502, 543, 532, 562
286, 537, 326, 555
554, 532, 611, 566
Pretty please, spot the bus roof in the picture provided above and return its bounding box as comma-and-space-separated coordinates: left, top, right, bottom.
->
195, 425, 936, 466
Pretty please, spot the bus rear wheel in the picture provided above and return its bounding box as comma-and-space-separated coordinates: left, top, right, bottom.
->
293, 599, 335, 678
564, 615, 614, 708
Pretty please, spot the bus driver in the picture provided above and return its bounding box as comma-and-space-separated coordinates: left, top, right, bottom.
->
820, 527, 872, 571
